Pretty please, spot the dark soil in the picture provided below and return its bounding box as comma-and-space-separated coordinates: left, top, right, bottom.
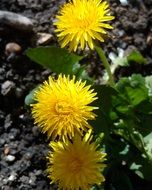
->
0, 0, 152, 190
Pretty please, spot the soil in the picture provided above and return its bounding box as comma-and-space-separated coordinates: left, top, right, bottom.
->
0, 0, 152, 190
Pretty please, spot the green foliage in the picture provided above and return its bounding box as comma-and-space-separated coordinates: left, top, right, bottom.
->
91, 74, 152, 185
127, 50, 147, 64
26, 44, 152, 188
111, 50, 147, 76
26, 46, 83, 75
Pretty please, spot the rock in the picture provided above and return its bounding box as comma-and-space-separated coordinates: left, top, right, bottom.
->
124, 45, 137, 57
19, 175, 30, 184
4, 146, 10, 155
8, 172, 18, 182
119, 0, 128, 6
0, 11, 33, 32
15, 87, 24, 98
4, 114, 12, 130
36, 32, 53, 45
32, 126, 40, 137
5, 42, 22, 56
147, 33, 152, 46
0, 139, 5, 146
5, 155, 16, 163
134, 16, 148, 31
29, 172, 36, 186
1, 81, 15, 96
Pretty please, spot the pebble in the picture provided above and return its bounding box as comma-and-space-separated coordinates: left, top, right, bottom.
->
4, 146, 10, 155
0, 139, 5, 146
8, 172, 18, 182
147, 34, 152, 46
119, 0, 128, 6
1, 80, 15, 96
36, 32, 53, 45
5, 42, 22, 56
15, 87, 24, 98
0, 11, 33, 32
5, 155, 16, 163
32, 126, 40, 137
4, 114, 12, 130
118, 30, 125, 37
19, 175, 30, 184
29, 172, 36, 185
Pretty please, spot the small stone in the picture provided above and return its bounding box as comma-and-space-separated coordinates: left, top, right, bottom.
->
36, 32, 53, 45
32, 126, 40, 137
147, 34, 152, 46
0, 139, 5, 146
29, 172, 36, 186
5, 155, 15, 163
119, 0, 128, 6
5, 42, 22, 56
35, 170, 43, 176
15, 87, 24, 98
4, 114, 13, 130
1, 80, 15, 96
4, 146, 10, 155
118, 30, 125, 37
8, 172, 18, 182
0, 11, 33, 32
20, 175, 30, 184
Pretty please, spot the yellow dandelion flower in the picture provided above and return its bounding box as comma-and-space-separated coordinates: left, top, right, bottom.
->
47, 130, 106, 190
54, 0, 114, 52
31, 74, 98, 139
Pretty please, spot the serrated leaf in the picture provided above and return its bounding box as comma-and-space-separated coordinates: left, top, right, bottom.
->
116, 74, 148, 106
26, 46, 83, 74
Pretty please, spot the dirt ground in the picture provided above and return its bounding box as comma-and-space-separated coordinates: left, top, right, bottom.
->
0, 0, 152, 189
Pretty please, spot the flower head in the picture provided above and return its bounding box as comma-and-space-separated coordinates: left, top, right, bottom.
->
31, 74, 98, 139
47, 130, 106, 190
54, 0, 114, 51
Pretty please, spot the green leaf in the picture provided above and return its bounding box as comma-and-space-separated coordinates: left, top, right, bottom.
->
24, 85, 40, 106
90, 85, 117, 134
134, 99, 152, 132
127, 50, 147, 64
129, 154, 152, 181
26, 46, 83, 74
145, 76, 152, 96
106, 167, 133, 190
72, 63, 94, 84
143, 132, 152, 161
116, 74, 148, 106
113, 56, 129, 67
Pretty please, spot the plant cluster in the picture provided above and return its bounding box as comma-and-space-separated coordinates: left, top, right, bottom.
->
25, 0, 152, 189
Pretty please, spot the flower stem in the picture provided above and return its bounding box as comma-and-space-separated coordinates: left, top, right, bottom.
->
95, 45, 115, 87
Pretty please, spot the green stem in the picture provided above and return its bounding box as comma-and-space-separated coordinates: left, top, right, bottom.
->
95, 45, 115, 87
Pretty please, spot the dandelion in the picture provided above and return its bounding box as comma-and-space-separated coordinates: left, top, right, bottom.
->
47, 130, 106, 190
31, 74, 98, 139
54, 0, 114, 51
